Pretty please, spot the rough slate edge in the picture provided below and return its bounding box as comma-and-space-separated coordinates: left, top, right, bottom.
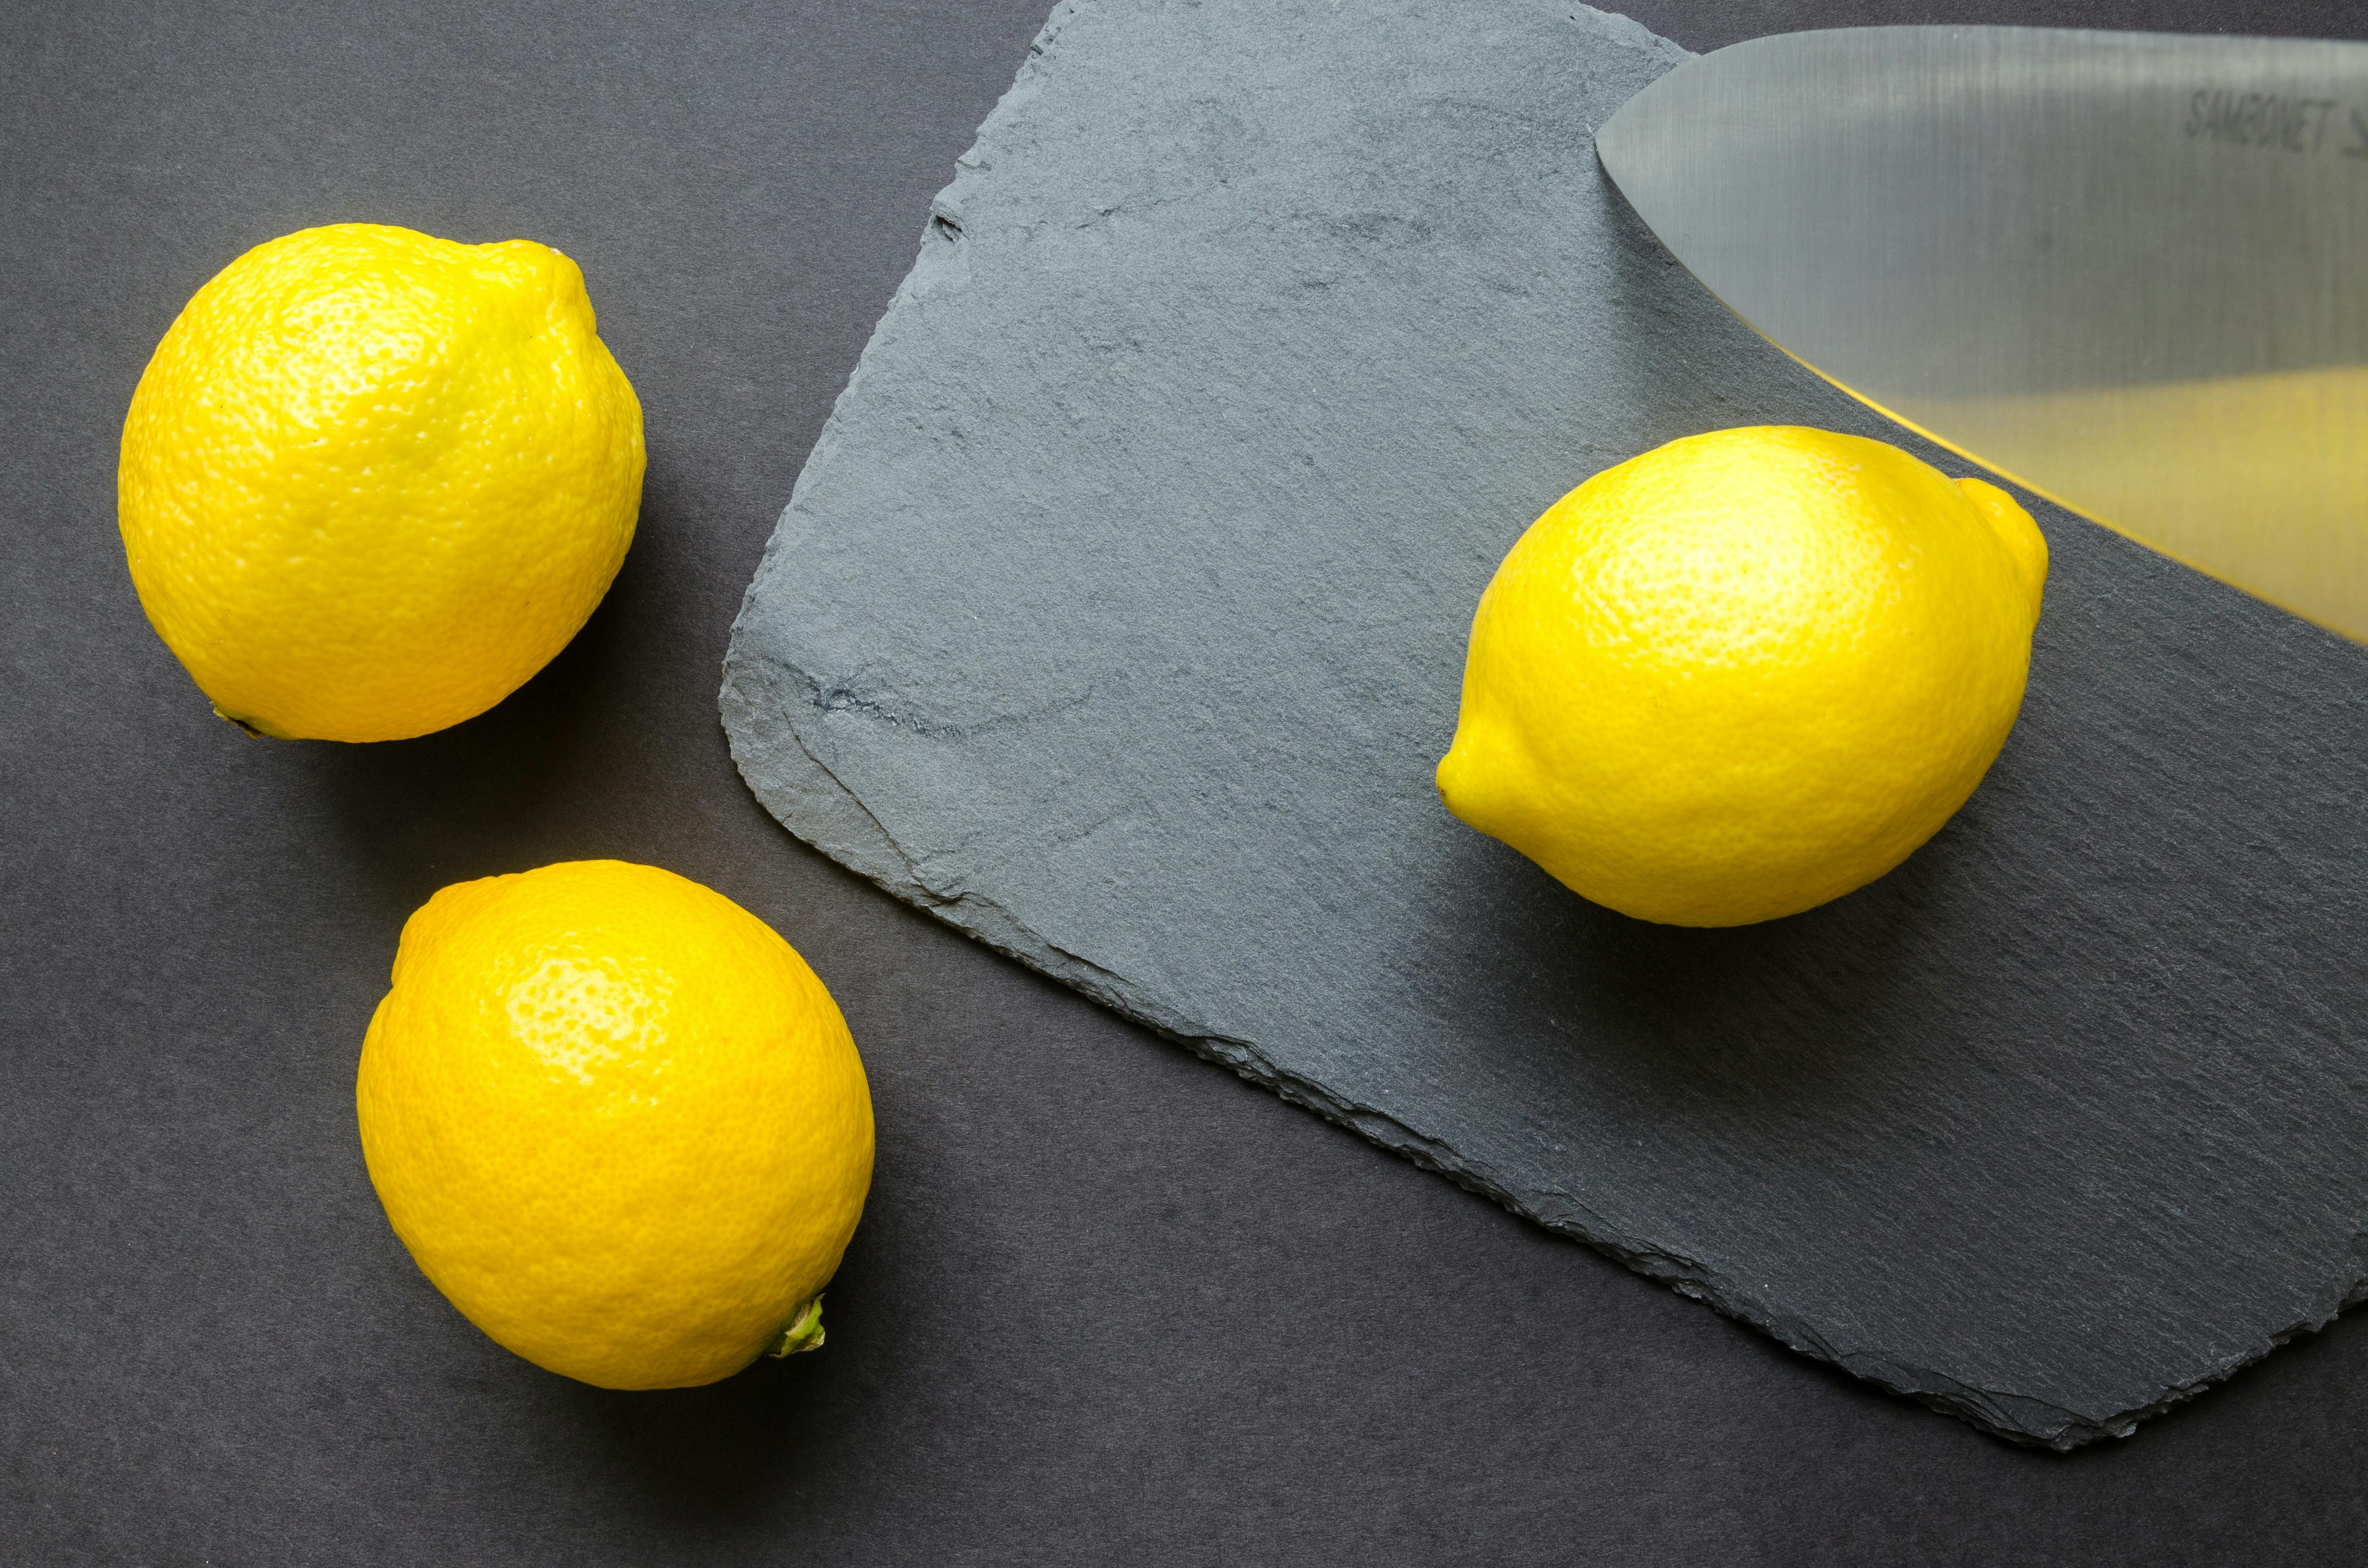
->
715, 1, 2361, 1450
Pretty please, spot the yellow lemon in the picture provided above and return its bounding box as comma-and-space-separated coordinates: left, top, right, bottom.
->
1436, 425, 2047, 927
118, 223, 643, 742
355, 860, 873, 1389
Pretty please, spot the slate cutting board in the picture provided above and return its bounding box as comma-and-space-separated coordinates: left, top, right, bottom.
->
720, 0, 2368, 1447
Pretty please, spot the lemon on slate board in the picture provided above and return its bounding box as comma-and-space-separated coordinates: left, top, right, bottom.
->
117, 222, 644, 743
356, 860, 873, 1390
1437, 425, 2048, 928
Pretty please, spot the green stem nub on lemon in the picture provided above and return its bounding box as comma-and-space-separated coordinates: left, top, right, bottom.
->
769, 1296, 828, 1359
1438, 426, 2047, 928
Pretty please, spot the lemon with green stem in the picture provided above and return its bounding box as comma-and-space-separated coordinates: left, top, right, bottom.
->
357, 860, 873, 1389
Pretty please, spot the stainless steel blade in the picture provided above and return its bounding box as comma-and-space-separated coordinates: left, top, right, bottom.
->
1596, 26, 2368, 642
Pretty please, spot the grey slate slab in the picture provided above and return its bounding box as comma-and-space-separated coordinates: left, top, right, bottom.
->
719, 0, 2368, 1448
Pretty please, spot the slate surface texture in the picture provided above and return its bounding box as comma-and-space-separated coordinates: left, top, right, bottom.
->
19, 0, 2368, 1563
723, 0, 2368, 1448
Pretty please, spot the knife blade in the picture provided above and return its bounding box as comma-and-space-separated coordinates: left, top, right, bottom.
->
1595, 26, 2368, 642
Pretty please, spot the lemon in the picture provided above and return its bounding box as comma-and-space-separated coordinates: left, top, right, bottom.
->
118, 223, 643, 743
355, 860, 873, 1390
1436, 425, 2047, 927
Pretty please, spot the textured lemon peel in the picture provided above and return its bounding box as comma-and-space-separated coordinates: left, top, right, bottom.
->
118, 222, 644, 743
355, 860, 873, 1389
1437, 425, 2046, 928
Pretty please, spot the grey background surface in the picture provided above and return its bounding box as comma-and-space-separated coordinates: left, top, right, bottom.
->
7, 0, 2368, 1561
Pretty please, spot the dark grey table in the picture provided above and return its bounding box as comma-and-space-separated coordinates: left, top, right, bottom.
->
8, 2, 2366, 1563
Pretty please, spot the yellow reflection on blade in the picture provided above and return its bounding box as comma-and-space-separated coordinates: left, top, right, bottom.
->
1826, 367, 2368, 646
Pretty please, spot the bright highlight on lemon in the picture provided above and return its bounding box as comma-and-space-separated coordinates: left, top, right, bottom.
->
356, 860, 873, 1390
118, 223, 644, 742
1437, 425, 2048, 928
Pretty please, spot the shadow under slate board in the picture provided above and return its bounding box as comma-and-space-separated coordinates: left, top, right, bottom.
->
719, 0, 2368, 1448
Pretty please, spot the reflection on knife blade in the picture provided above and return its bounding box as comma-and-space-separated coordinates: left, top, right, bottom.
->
1597, 25, 2368, 641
